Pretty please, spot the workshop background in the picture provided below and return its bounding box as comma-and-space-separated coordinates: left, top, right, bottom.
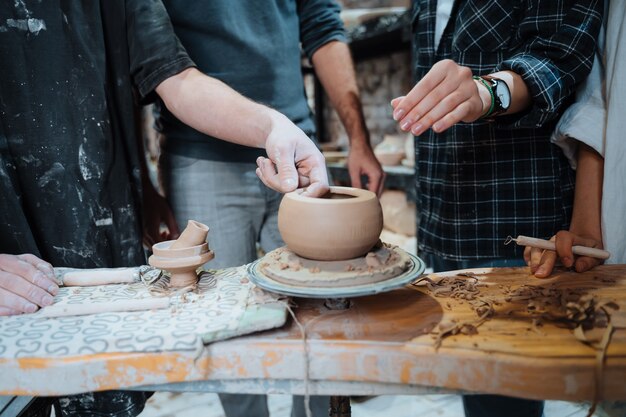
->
137, 1, 605, 415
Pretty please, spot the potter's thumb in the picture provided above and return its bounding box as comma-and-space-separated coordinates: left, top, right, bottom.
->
280, 175, 297, 191
275, 151, 299, 192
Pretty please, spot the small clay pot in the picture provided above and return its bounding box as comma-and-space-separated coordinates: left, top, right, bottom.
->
278, 186, 383, 261
149, 220, 213, 287
148, 244, 214, 288
374, 134, 407, 166
374, 151, 405, 166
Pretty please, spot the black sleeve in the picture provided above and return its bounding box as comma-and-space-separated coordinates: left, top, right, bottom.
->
125, 0, 195, 104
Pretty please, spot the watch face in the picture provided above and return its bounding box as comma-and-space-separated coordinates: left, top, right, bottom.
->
495, 80, 511, 109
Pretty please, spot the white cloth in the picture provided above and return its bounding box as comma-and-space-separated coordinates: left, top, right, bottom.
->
552, 0, 626, 264
434, 0, 454, 50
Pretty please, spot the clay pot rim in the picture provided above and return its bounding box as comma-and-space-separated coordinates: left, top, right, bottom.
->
287, 186, 376, 204
148, 250, 215, 268
152, 240, 209, 257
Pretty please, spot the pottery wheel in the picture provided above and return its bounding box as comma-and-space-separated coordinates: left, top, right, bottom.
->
248, 244, 426, 298
260, 244, 410, 288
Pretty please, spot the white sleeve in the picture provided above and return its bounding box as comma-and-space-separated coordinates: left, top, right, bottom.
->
551, 27, 606, 169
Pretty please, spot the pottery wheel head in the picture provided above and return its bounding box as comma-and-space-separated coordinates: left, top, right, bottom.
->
258, 243, 411, 289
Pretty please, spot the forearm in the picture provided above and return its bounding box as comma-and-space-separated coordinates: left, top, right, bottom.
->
155, 68, 277, 149
156, 69, 328, 196
311, 41, 370, 149
570, 143, 604, 240
527, 143, 605, 277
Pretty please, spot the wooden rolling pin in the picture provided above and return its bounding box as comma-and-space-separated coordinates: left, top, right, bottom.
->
55, 267, 138, 286
36, 297, 170, 318
54, 266, 162, 286
509, 235, 611, 260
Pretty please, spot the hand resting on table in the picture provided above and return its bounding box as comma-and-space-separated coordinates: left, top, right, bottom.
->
0, 253, 58, 316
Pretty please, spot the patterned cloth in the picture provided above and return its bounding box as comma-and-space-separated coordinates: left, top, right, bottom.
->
411, 0, 603, 260
1, 266, 287, 417
0, 266, 287, 359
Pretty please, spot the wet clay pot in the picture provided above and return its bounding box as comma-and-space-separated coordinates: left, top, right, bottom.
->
278, 186, 383, 261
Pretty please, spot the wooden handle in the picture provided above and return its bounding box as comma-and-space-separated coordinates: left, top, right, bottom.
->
515, 235, 611, 260
58, 268, 138, 286
37, 297, 170, 318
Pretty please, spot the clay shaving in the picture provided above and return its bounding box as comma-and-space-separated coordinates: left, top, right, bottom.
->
412, 274, 493, 349
412, 273, 620, 414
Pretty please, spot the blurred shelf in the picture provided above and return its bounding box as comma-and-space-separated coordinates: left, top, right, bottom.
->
346, 9, 411, 61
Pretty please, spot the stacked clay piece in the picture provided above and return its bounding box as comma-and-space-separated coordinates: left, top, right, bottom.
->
148, 220, 214, 287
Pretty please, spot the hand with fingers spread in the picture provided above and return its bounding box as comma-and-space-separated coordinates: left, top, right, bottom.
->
524, 232, 604, 278
256, 112, 329, 198
391, 59, 488, 136
0, 254, 59, 316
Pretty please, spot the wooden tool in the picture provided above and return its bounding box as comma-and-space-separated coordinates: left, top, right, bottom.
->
54, 266, 162, 286
55, 267, 137, 286
506, 235, 611, 260
36, 297, 171, 318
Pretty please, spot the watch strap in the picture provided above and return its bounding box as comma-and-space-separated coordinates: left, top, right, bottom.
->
480, 75, 509, 119
473, 75, 495, 119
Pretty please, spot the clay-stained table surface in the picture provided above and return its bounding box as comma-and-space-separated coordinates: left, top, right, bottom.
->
1, 265, 626, 402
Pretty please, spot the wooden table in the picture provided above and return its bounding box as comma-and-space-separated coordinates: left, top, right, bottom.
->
2, 266, 626, 411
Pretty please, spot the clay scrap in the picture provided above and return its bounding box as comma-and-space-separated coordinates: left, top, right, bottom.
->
412, 274, 620, 349
412, 271, 622, 416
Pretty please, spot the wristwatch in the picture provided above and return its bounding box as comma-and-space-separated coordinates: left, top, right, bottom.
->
474, 75, 511, 119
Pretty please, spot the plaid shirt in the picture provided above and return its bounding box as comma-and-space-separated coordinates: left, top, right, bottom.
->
412, 0, 603, 260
